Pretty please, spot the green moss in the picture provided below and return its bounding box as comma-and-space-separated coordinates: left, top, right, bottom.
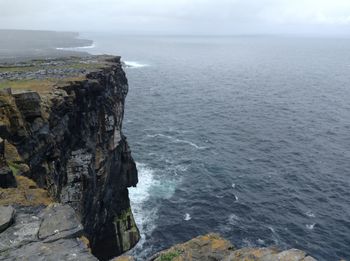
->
7, 161, 21, 175
159, 250, 181, 261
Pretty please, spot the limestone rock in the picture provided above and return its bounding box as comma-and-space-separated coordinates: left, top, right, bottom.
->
0, 238, 97, 261
38, 203, 83, 242
150, 234, 234, 261
0, 205, 15, 233
0, 205, 43, 252
0, 204, 97, 260
148, 234, 318, 261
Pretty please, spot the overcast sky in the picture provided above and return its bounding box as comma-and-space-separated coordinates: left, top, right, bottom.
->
1, 0, 350, 35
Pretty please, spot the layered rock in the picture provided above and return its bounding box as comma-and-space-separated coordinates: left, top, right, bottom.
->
0, 56, 140, 260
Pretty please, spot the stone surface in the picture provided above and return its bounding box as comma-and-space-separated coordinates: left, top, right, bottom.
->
0, 205, 15, 232
38, 203, 83, 242
0, 204, 96, 260
0, 238, 97, 261
0, 205, 43, 252
148, 234, 318, 261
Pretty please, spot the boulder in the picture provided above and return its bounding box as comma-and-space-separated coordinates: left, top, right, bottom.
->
0, 205, 15, 233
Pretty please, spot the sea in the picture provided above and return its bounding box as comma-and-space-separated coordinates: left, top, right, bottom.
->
54, 34, 350, 260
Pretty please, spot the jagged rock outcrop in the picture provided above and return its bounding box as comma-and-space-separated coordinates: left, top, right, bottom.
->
0, 56, 140, 260
148, 234, 317, 261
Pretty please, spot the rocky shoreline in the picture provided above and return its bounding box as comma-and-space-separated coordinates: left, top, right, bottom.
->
0, 56, 319, 261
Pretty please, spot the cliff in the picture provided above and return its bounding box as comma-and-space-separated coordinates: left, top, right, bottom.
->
0, 56, 140, 260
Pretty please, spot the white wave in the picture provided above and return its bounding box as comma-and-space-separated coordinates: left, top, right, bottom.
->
123, 61, 149, 68
56, 44, 95, 51
146, 133, 207, 150
228, 213, 240, 225
184, 213, 192, 221
128, 162, 159, 251
232, 183, 236, 188
306, 223, 316, 230
257, 238, 265, 245
305, 211, 315, 218
268, 226, 275, 233
234, 194, 239, 201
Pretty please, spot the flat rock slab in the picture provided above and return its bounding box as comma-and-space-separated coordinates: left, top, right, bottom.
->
0, 238, 97, 261
0, 205, 43, 252
0, 206, 15, 233
38, 203, 83, 242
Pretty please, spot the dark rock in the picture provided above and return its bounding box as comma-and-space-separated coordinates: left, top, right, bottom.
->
13, 91, 42, 120
0, 205, 15, 233
0, 161, 16, 188
38, 203, 83, 242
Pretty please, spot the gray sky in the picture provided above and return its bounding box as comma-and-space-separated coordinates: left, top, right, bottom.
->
1, 0, 350, 35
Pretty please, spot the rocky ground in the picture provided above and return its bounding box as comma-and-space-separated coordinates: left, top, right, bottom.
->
0, 204, 97, 261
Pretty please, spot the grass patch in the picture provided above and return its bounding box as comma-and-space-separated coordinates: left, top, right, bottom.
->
159, 250, 181, 261
0, 61, 108, 74
0, 76, 86, 93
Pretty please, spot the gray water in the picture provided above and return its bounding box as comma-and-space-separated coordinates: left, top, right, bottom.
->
86, 34, 350, 260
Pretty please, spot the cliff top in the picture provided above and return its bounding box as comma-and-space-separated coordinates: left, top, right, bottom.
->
0, 55, 119, 94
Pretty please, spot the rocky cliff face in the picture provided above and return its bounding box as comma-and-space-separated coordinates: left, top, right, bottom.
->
0, 56, 140, 260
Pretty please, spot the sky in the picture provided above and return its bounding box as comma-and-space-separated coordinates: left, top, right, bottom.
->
1, 0, 350, 35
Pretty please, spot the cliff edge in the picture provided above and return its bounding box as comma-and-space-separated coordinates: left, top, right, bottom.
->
0, 55, 140, 260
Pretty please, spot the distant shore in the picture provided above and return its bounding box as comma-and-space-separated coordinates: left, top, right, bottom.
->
0, 29, 92, 62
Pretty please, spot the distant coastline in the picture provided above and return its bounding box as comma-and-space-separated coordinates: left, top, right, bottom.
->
0, 29, 92, 62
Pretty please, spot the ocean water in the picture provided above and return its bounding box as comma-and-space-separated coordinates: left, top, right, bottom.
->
86, 34, 350, 260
